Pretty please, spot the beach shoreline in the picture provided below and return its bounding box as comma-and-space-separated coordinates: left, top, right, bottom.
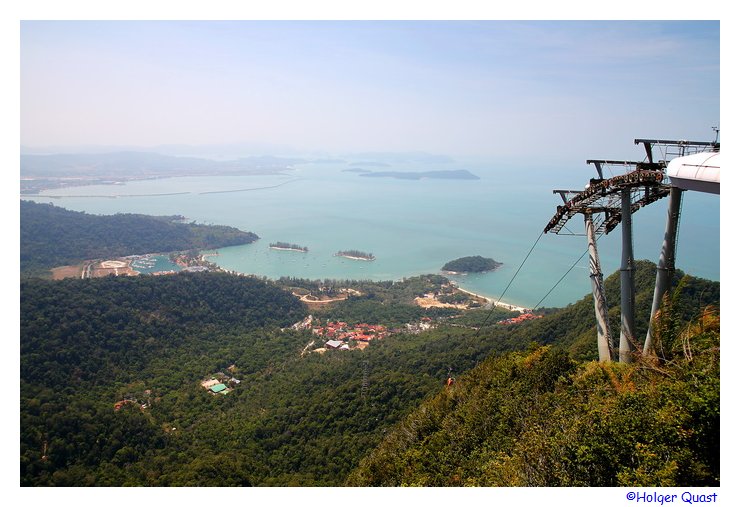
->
335, 254, 375, 261
456, 287, 530, 313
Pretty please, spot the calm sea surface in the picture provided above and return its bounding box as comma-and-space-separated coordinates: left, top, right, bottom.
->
25, 160, 720, 309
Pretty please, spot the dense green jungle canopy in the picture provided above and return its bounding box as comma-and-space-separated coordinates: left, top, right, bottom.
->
348, 341, 719, 486
20, 260, 719, 486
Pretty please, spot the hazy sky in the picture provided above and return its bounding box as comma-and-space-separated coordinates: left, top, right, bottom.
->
20, 20, 719, 161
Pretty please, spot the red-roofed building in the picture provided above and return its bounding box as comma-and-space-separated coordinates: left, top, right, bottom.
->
498, 313, 542, 325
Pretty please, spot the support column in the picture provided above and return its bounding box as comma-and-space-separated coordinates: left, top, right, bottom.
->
644, 187, 683, 356
585, 213, 612, 362
619, 188, 636, 362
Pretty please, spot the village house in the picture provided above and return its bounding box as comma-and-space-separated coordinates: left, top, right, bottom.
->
209, 383, 230, 394
201, 375, 237, 394
201, 378, 221, 389
309, 321, 392, 352
498, 313, 542, 325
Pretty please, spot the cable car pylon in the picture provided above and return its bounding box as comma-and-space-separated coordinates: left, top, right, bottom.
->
544, 136, 718, 362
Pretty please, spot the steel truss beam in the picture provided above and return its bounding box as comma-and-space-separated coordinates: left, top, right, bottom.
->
544, 170, 670, 236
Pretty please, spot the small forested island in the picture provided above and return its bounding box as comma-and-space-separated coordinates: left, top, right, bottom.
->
336, 249, 375, 261
442, 255, 502, 273
270, 241, 308, 252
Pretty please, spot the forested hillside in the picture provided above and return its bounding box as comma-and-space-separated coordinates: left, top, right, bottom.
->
515, 260, 720, 361
347, 336, 719, 486
19, 263, 719, 486
345, 263, 720, 486
19, 272, 521, 486
20, 200, 259, 274
21, 272, 305, 485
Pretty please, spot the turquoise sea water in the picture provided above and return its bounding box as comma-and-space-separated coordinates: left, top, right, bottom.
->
25, 160, 720, 309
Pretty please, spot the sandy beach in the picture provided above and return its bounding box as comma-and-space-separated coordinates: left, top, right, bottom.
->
456, 288, 530, 313
336, 254, 375, 261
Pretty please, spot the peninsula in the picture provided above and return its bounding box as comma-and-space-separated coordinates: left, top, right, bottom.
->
336, 250, 375, 261
442, 256, 502, 274
20, 200, 259, 276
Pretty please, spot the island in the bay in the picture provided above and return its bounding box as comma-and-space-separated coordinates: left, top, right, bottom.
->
358, 169, 479, 180
442, 255, 502, 274
336, 249, 375, 261
270, 241, 308, 253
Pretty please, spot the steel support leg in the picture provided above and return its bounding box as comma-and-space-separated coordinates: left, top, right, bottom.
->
585, 213, 612, 361
644, 187, 683, 356
620, 188, 636, 362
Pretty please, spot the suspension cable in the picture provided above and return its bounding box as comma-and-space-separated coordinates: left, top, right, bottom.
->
472, 227, 608, 332
474, 231, 544, 336
532, 231, 605, 310
532, 249, 588, 310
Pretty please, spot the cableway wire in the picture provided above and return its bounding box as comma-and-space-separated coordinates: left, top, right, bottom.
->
531, 232, 604, 310
473, 229, 606, 335
474, 230, 544, 337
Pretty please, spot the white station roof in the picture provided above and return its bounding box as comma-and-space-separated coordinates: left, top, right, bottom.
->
666, 151, 720, 194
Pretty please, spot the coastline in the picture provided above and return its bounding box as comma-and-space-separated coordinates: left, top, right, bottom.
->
442, 267, 500, 276
455, 287, 530, 313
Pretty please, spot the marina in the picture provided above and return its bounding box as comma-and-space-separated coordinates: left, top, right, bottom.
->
128, 254, 182, 275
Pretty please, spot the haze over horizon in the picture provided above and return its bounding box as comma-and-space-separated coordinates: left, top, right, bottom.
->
21, 20, 719, 164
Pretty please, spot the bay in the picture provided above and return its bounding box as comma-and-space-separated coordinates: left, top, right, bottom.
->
25, 160, 720, 309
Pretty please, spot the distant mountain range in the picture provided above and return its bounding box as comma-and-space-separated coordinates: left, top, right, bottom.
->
20, 149, 469, 193
21, 151, 307, 179
20, 151, 310, 194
